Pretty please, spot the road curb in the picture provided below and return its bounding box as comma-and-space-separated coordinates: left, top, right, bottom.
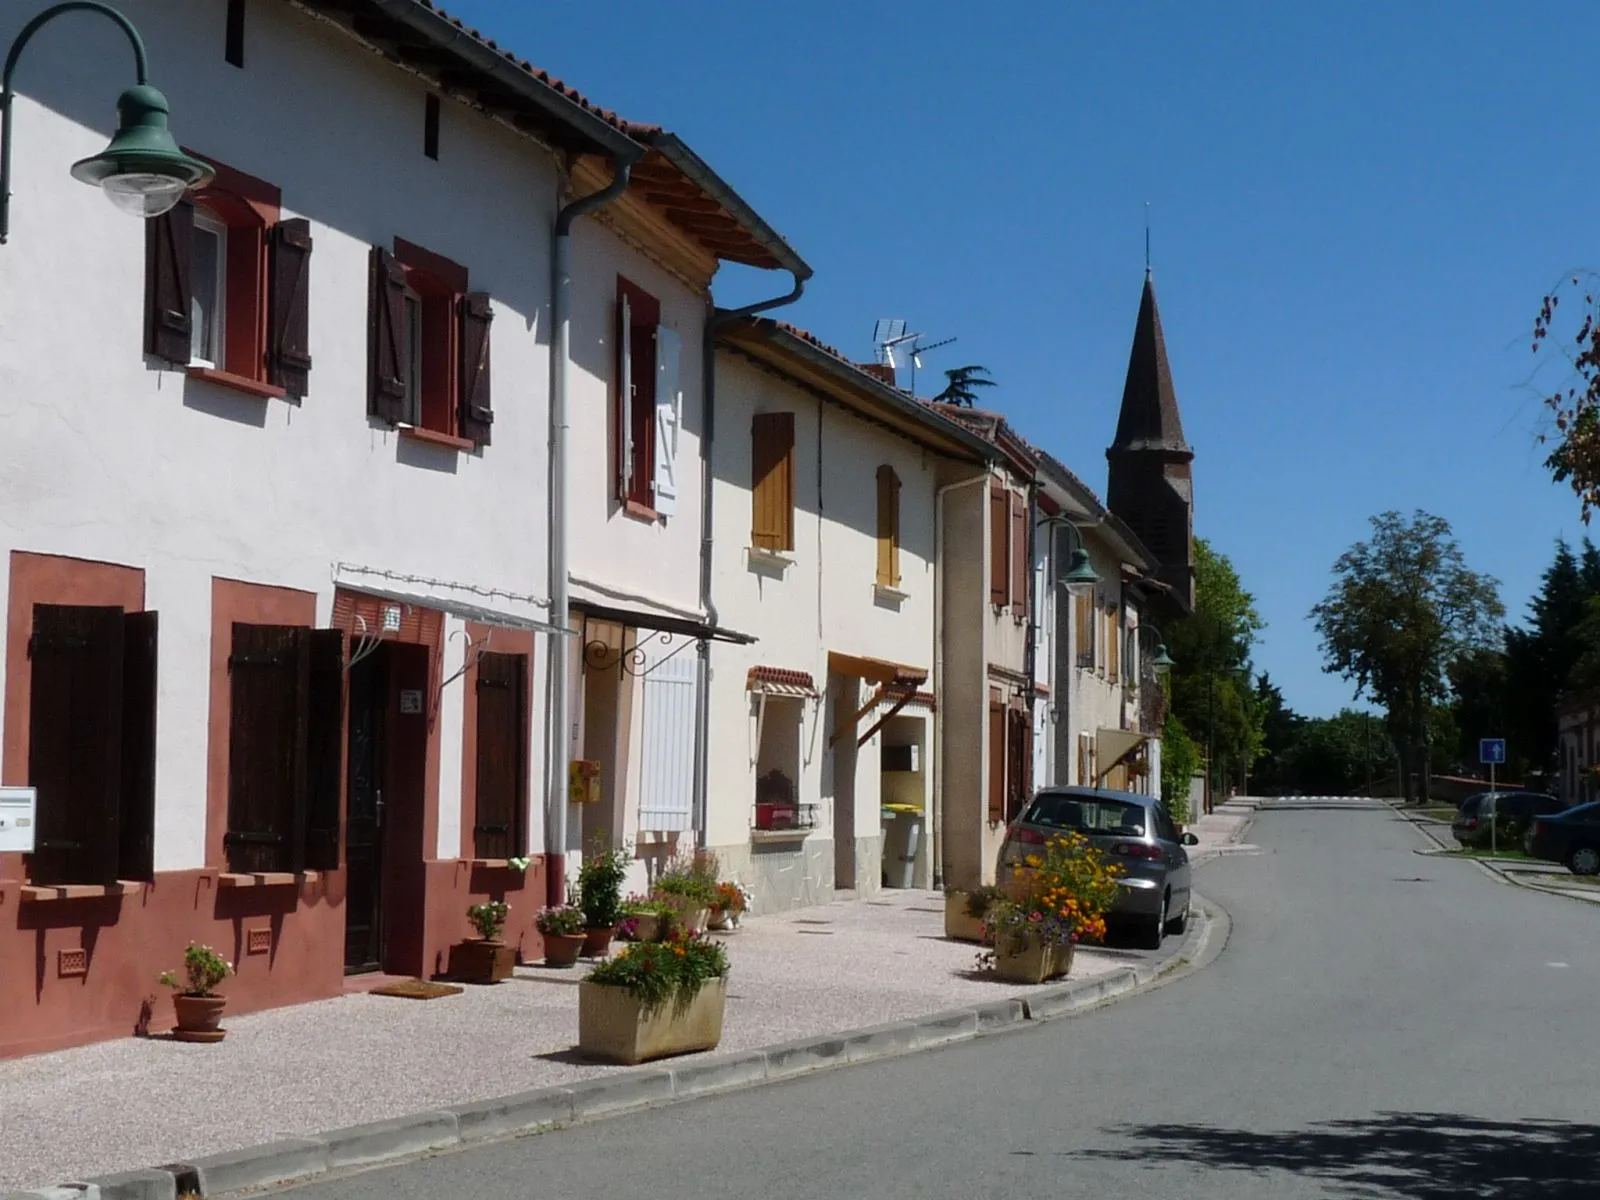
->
8, 902, 1227, 1200
1388, 802, 1600, 905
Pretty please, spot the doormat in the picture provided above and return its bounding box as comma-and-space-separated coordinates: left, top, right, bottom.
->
368, 979, 464, 1001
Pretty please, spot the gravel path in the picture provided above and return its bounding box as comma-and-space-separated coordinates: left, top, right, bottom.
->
0, 889, 1137, 1189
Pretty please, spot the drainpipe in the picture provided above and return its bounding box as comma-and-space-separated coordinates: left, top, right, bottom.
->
546, 154, 638, 908
931, 468, 992, 889
692, 271, 810, 847
1022, 479, 1041, 793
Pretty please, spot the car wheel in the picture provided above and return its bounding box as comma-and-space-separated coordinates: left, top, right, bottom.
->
1165, 896, 1189, 936
1140, 893, 1168, 950
1570, 846, 1600, 876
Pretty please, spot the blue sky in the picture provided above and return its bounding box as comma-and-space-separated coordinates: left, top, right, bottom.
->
445, 0, 1595, 718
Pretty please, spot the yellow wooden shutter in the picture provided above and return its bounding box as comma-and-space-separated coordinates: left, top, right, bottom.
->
751, 412, 795, 552
876, 465, 900, 587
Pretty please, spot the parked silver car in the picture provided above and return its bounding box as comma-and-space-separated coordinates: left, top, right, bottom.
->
996, 786, 1198, 950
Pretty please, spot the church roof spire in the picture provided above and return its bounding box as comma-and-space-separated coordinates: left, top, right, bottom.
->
1108, 273, 1192, 458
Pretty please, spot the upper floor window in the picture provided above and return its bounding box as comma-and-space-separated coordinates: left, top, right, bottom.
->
368, 240, 493, 449
876, 465, 902, 589
751, 412, 796, 553
614, 277, 681, 517
989, 481, 1027, 616
144, 157, 311, 400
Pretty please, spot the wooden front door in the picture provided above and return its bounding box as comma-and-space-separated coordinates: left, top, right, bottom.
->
343, 647, 387, 973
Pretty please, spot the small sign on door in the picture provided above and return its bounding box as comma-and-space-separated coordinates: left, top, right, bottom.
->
399, 689, 424, 715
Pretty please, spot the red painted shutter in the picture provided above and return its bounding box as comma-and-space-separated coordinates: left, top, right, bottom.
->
118, 611, 158, 882
268, 218, 313, 398
987, 696, 1006, 824
144, 199, 194, 364
1010, 492, 1028, 617
368, 246, 408, 423
989, 485, 1008, 605
304, 629, 345, 871
473, 651, 527, 859
458, 290, 494, 446
27, 606, 124, 886
226, 625, 309, 873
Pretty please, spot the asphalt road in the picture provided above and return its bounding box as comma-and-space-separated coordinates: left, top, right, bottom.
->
273, 800, 1600, 1199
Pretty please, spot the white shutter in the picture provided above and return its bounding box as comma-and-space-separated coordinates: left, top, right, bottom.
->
653, 325, 681, 516
619, 293, 633, 497
637, 644, 697, 831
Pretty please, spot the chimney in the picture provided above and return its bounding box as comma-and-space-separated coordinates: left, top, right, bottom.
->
857, 362, 897, 388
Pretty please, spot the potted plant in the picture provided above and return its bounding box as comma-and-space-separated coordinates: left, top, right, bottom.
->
158, 944, 233, 1043
448, 900, 516, 983
707, 880, 749, 931
618, 894, 675, 942
652, 849, 719, 933
577, 834, 632, 957
982, 833, 1120, 984
943, 884, 1000, 943
578, 930, 730, 1064
536, 904, 587, 967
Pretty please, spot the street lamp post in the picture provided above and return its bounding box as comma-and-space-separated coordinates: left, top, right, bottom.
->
2, 1, 213, 243
1036, 513, 1101, 597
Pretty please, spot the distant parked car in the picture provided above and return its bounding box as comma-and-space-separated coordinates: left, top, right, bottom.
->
1452, 791, 1565, 849
996, 787, 1197, 950
1527, 801, 1600, 875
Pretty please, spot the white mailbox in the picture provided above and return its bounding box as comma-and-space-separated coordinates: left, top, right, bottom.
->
0, 787, 37, 854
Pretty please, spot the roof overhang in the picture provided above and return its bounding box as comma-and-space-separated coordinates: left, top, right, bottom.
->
1034, 451, 1159, 574
827, 652, 928, 690
718, 321, 997, 464
573, 599, 754, 645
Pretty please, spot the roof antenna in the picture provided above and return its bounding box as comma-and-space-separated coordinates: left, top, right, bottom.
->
1144, 201, 1152, 279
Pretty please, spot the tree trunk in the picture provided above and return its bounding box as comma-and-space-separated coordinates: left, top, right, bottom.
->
1419, 738, 1433, 806
1396, 737, 1414, 803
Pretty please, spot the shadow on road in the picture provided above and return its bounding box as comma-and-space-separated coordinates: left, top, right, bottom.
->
1071, 1112, 1598, 1198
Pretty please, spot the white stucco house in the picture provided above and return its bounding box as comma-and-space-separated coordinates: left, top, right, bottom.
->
701, 321, 997, 910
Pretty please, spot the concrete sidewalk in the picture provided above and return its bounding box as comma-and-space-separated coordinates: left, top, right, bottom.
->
1186, 799, 1259, 864
1392, 801, 1600, 906
0, 889, 1151, 1190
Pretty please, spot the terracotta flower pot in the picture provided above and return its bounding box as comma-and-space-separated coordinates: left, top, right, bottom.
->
582, 925, 618, 957
171, 993, 228, 1043
542, 932, 585, 967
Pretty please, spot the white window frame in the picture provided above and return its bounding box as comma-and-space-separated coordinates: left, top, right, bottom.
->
190, 209, 228, 369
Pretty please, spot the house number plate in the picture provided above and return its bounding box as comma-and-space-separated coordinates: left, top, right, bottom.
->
400, 689, 424, 714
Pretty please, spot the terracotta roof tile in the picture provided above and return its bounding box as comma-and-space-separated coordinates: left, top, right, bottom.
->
747, 666, 818, 694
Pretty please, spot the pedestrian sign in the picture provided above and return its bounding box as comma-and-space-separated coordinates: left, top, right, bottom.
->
1479, 738, 1506, 766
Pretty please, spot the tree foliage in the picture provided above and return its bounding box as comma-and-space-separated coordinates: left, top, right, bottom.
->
1160, 712, 1201, 824
930, 365, 996, 408
1310, 510, 1504, 802
1532, 275, 1600, 520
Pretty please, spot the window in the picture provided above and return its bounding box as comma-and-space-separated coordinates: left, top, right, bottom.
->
1075, 593, 1097, 669
368, 241, 493, 447
144, 158, 311, 399
472, 651, 528, 859
1009, 492, 1028, 619
1025, 794, 1145, 835
614, 277, 681, 516
751, 412, 796, 552
989, 481, 1028, 613
224, 624, 344, 874
25, 605, 157, 887
1006, 704, 1032, 821
224, 0, 245, 67
876, 465, 901, 588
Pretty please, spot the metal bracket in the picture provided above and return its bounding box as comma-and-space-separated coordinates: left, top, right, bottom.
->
437, 626, 494, 697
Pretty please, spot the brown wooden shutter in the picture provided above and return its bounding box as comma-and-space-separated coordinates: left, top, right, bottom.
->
1075, 594, 1092, 668
226, 625, 309, 873
458, 290, 494, 446
1010, 491, 1028, 617
987, 695, 1006, 824
267, 218, 313, 399
368, 246, 408, 423
989, 484, 1008, 605
473, 651, 527, 859
144, 198, 194, 364
27, 606, 124, 886
876, 465, 900, 587
1108, 610, 1122, 682
1006, 707, 1028, 821
118, 611, 158, 883
303, 629, 345, 871
751, 412, 795, 552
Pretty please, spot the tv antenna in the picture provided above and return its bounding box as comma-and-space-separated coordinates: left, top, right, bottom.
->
871, 320, 957, 396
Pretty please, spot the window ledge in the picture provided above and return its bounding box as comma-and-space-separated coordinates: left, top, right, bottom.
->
399, 425, 476, 452
20, 883, 131, 902
750, 828, 812, 844
748, 547, 795, 573
218, 871, 318, 888
873, 583, 910, 604
622, 498, 660, 523
187, 366, 287, 400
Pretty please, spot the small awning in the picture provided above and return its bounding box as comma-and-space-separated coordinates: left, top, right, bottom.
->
572, 599, 756, 646
747, 666, 818, 698
1096, 728, 1151, 783
827, 651, 928, 690
338, 585, 568, 636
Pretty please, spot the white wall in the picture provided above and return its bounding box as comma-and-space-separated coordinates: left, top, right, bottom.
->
0, 0, 559, 867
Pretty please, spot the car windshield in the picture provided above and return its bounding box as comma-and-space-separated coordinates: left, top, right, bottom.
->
1024, 793, 1147, 837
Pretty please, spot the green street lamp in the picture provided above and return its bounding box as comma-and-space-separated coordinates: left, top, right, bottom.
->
1, 2, 213, 243
1137, 624, 1176, 676
1037, 513, 1101, 596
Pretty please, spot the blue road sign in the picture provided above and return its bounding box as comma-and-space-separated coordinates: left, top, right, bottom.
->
1480, 738, 1506, 766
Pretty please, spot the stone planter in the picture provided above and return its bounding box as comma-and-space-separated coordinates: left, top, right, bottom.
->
582, 925, 618, 958
943, 891, 990, 943
578, 975, 728, 1065
171, 993, 228, 1043
992, 939, 1073, 985
542, 932, 585, 967
706, 907, 730, 931
625, 912, 664, 942
659, 895, 709, 934
448, 938, 516, 983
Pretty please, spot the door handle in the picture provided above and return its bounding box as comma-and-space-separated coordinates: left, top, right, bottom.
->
375, 789, 385, 827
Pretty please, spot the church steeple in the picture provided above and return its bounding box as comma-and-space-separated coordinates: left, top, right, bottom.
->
1107, 272, 1196, 612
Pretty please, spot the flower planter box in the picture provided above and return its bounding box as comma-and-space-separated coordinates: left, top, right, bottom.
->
659, 895, 709, 934
171, 994, 228, 1043
577, 976, 728, 1065
448, 939, 516, 983
943, 891, 991, 943
625, 912, 664, 942
993, 939, 1073, 985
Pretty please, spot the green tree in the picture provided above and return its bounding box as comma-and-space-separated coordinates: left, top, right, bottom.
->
1160, 712, 1201, 824
1310, 510, 1504, 804
1249, 674, 1305, 794
1531, 276, 1600, 518
1280, 709, 1395, 795
930, 365, 995, 408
